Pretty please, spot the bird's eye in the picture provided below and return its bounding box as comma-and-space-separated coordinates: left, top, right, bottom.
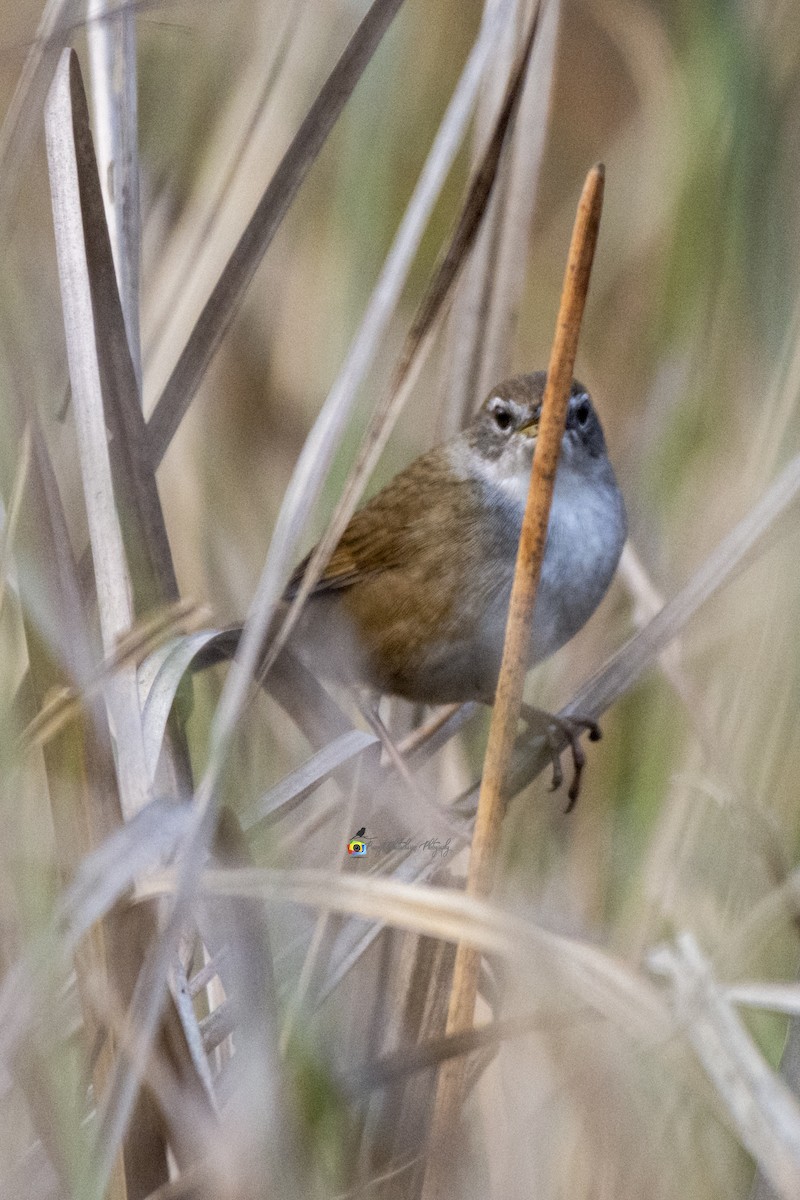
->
575, 397, 591, 427
492, 405, 512, 431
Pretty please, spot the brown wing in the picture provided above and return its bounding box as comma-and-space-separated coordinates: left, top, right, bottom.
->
286, 515, 381, 597
285, 446, 464, 599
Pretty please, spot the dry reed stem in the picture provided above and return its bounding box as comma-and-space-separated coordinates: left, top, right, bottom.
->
146, 0, 406, 463
421, 163, 605, 1200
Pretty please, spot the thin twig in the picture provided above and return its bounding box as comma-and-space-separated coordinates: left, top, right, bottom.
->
421, 163, 605, 1199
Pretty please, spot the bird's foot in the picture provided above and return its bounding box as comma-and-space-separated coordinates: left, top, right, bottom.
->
520, 704, 601, 812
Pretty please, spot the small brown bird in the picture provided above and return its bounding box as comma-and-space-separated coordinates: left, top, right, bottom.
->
205, 372, 626, 799
285, 372, 626, 703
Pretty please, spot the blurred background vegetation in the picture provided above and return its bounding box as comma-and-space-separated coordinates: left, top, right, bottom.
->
3, 0, 800, 1197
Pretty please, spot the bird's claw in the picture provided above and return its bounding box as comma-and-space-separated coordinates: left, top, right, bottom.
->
521, 706, 602, 812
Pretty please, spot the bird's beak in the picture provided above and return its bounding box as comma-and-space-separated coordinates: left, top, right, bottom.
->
518, 416, 539, 439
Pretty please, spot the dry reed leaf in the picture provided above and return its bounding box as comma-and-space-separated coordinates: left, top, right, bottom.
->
726, 983, 800, 1016
0, 421, 31, 621
0, 0, 73, 236
54, 44, 178, 611
138, 628, 223, 782
87, 0, 142, 381
143, 0, 306, 396
651, 933, 800, 1200
141, 866, 671, 1044
444, 0, 560, 430
244, 729, 378, 829
22, 599, 199, 752
46, 48, 149, 818
145, 0, 408, 462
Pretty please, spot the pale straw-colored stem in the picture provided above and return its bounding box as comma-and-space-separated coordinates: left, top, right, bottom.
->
421, 163, 605, 1200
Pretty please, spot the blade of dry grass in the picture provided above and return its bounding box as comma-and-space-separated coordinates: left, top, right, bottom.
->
10, 414, 158, 1199
45, 49, 217, 1190
60, 46, 179, 611
441, 0, 524, 433
87, 0, 142, 388
0, 422, 31, 622
244, 729, 378, 829
49, 41, 200, 825
138, 630, 222, 783
143, 0, 306, 392
47, 44, 170, 825
145, 0, 408, 462
476, 0, 559, 392
141, 866, 671, 1043
442, 0, 559, 434
397, 703, 478, 762
726, 984, 800, 1015
45, 49, 137, 657
651, 933, 800, 1200
0, 0, 75, 237
422, 164, 604, 1199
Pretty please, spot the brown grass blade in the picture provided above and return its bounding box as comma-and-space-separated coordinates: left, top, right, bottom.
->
145, 0, 407, 463
652, 933, 800, 1200
10, 414, 150, 1199
140, 866, 670, 1043
45, 50, 219, 1190
58, 47, 178, 612
142, 0, 305, 394
46, 46, 151, 818
87, 0, 142, 386
475, 0, 560, 394
442, 0, 560, 432
0, 421, 31, 623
